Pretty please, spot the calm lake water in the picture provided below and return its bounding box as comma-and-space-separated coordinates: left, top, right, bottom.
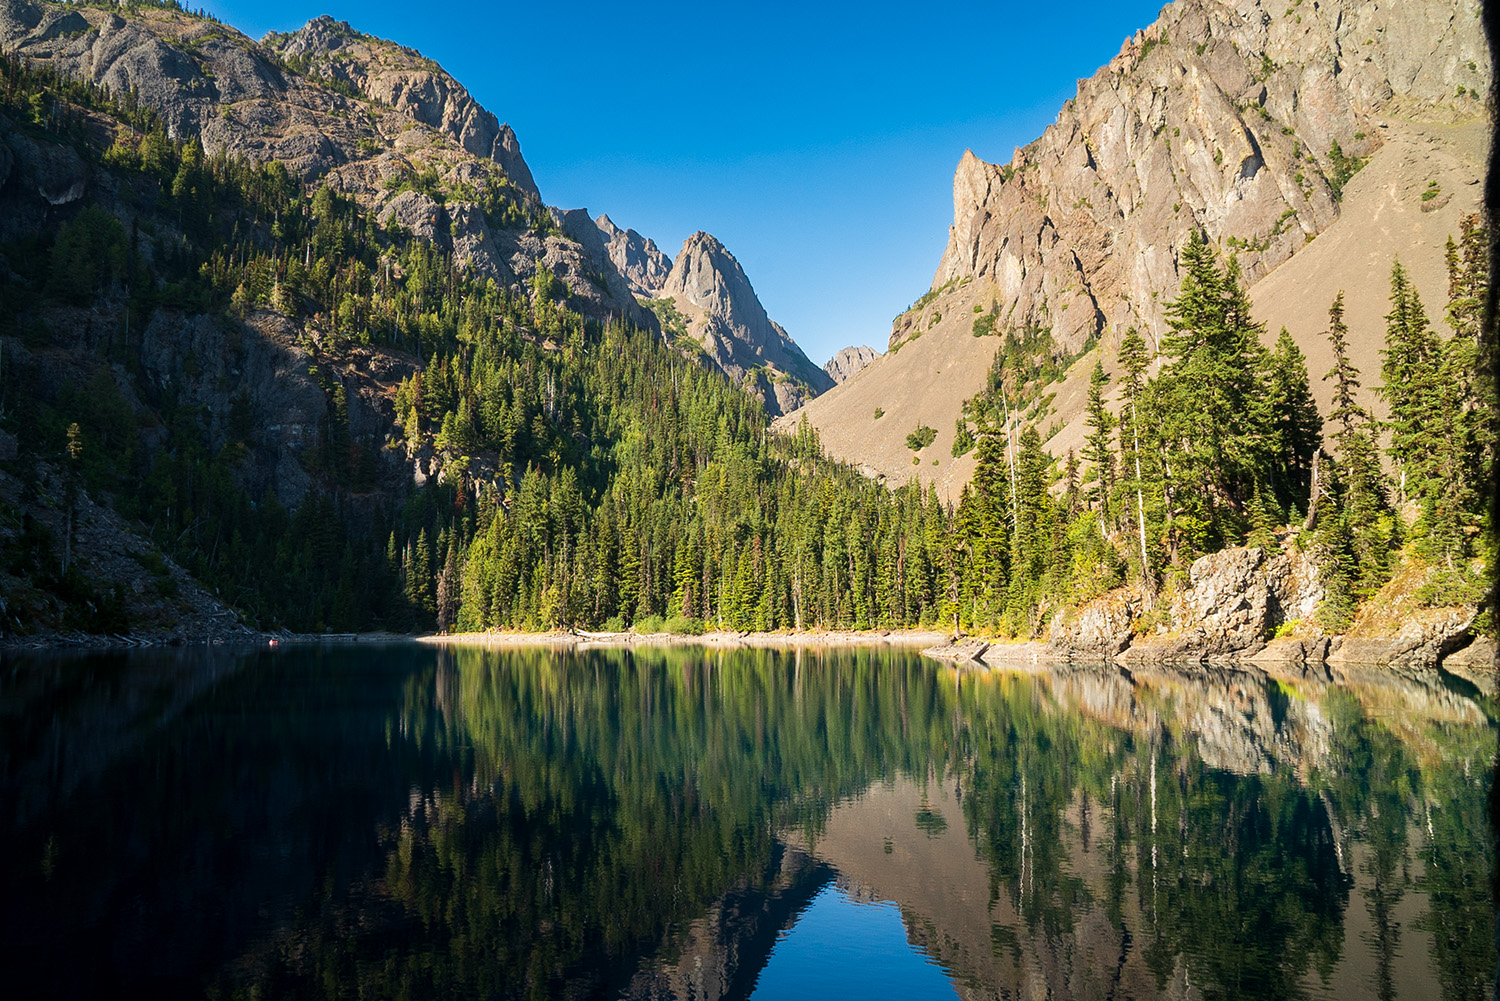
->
0, 644, 1492, 1000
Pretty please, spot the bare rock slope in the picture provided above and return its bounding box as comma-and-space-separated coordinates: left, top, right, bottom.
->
262, 15, 539, 197
595, 213, 672, 298
659, 232, 834, 417
786, 0, 1488, 496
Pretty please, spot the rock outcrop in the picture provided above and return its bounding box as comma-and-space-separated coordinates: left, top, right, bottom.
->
787, 0, 1487, 499
1440, 637, 1497, 695
595, 213, 672, 298
822, 345, 878, 384
1120, 543, 1323, 662
658, 232, 834, 417
1046, 588, 1138, 658
920, 0, 1488, 357
262, 15, 539, 198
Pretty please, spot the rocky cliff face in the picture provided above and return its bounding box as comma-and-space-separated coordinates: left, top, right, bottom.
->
595, 213, 672, 297
261, 16, 538, 199
0, 1, 658, 328
822, 344, 878, 384
919, 0, 1488, 357
659, 232, 835, 416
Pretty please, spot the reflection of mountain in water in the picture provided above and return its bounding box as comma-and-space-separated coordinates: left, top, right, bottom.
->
0, 647, 1490, 1001
621, 844, 832, 1001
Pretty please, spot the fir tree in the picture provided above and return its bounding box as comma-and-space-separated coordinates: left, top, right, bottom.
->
1082, 360, 1115, 525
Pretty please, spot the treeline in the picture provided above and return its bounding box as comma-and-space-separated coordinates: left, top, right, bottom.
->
0, 47, 1490, 637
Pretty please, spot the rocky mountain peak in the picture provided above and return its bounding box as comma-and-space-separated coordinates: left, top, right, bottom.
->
823, 345, 879, 385
662, 232, 758, 320
657, 232, 834, 416
917, 0, 1489, 357
263, 15, 539, 198
595, 213, 672, 297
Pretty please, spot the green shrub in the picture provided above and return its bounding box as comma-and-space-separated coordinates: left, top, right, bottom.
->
906, 424, 937, 450
664, 615, 706, 635
634, 613, 664, 634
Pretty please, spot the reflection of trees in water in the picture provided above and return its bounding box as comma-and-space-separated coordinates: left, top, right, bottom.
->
380, 652, 1490, 1001
1, 647, 1488, 1000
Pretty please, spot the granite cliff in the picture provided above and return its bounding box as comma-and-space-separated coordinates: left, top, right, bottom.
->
657, 231, 834, 417
784, 0, 1489, 496
594, 213, 672, 298
262, 15, 539, 198
927, 0, 1486, 355
822, 344, 878, 384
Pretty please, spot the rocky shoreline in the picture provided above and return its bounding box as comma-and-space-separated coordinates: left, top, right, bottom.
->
921, 542, 1494, 694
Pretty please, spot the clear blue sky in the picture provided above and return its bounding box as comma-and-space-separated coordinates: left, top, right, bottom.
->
204, 0, 1166, 365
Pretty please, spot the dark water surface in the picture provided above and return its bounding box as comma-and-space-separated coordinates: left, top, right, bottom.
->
0, 644, 1491, 1000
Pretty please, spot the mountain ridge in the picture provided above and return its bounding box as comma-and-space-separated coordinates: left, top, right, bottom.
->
0, 0, 835, 416
784, 0, 1490, 497
657, 230, 835, 417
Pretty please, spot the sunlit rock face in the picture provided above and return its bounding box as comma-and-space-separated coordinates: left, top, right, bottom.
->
917, 0, 1489, 357
262, 15, 539, 197
595, 213, 673, 298
658, 232, 835, 417
823, 345, 879, 385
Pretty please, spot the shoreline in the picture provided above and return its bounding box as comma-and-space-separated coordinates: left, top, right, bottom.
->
418, 628, 952, 651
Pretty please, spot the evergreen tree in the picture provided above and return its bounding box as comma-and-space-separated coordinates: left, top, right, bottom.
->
1115, 327, 1154, 598
1261, 328, 1322, 515
1318, 292, 1394, 628
1082, 360, 1115, 524
1379, 262, 1443, 511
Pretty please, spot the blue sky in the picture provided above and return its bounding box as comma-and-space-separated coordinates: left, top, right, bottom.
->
204, 0, 1166, 365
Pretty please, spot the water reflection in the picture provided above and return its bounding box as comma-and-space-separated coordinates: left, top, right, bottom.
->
0, 646, 1490, 1000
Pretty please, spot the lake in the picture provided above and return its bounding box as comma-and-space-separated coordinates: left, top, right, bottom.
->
0, 643, 1491, 1000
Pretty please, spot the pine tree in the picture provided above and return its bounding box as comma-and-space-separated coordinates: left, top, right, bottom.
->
1115, 327, 1154, 600
1379, 261, 1443, 511
1156, 234, 1274, 551
1082, 360, 1115, 525
1318, 291, 1393, 628
436, 534, 459, 632
1261, 328, 1321, 515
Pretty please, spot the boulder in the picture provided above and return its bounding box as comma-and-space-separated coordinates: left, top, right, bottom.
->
1440, 637, 1496, 695
920, 638, 989, 663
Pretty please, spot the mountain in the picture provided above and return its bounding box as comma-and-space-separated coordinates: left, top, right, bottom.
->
783, 0, 1489, 497
594, 213, 672, 298
0, 0, 659, 328
823, 345, 878, 384
0, 1, 835, 407
655, 231, 835, 417
0, 1, 835, 637
262, 15, 539, 198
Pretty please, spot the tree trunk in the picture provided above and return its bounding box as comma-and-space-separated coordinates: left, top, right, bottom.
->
1129, 404, 1153, 611
1303, 450, 1322, 532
